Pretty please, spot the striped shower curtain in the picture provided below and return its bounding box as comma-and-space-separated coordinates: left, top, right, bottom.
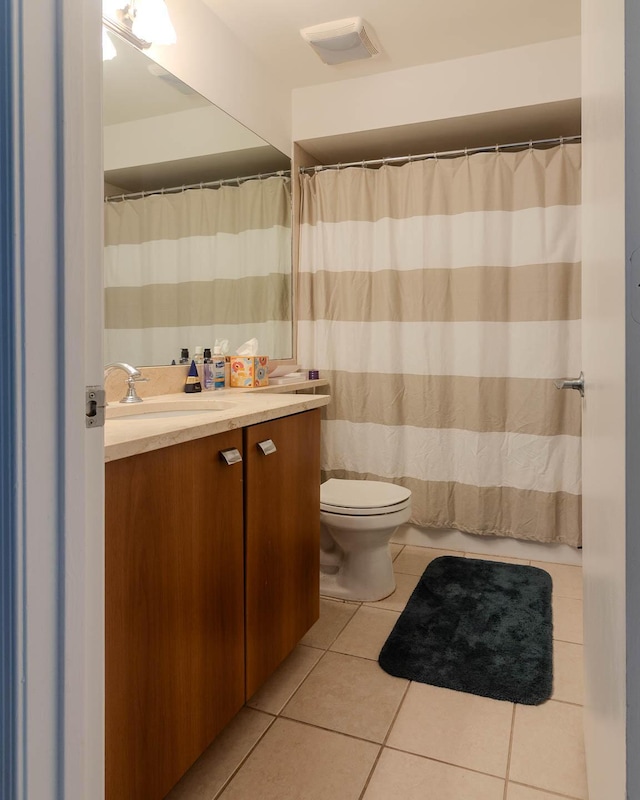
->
298, 145, 582, 546
104, 177, 292, 366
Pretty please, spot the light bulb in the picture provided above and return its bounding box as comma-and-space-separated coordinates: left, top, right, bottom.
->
131, 0, 177, 45
102, 28, 117, 61
102, 0, 128, 20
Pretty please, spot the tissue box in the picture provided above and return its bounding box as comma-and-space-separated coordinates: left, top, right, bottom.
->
229, 355, 269, 387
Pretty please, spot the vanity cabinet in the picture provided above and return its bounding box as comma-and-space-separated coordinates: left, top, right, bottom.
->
105, 409, 321, 799
244, 409, 321, 697
105, 429, 245, 800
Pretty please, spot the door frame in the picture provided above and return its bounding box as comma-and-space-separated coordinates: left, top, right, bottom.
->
7, 0, 104, 797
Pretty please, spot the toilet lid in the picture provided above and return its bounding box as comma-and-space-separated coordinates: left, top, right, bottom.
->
320, 478, 411, 516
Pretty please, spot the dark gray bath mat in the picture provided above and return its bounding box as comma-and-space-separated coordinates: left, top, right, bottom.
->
379, 556, 553, 705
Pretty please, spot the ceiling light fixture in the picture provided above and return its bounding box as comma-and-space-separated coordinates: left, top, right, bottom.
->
102, 0, 177, 52
300, 17, 379, 65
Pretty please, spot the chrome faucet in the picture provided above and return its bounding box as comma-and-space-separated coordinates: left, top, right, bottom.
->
104, 362, 148, 404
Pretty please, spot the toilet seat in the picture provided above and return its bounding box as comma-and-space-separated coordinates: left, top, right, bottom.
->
320, 478, 411, 517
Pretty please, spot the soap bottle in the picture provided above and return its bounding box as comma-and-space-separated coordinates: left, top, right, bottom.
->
212, 346, 225, 390
184, 359, 202, 393
193, 346, 204, 364
179, 348, 190, 364
202, 347, 214, 390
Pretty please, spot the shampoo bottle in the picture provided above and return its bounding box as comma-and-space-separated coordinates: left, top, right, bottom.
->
203, 348, 214, 390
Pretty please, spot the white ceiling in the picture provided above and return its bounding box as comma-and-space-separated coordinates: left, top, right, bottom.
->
103, 1, 582, 191
201, 0, 581, 90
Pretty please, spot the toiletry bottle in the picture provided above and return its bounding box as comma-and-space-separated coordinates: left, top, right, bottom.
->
184, 359, 202, 393
203, 348, 214, 390
179, 348, 190, 364
194, 346, 204, 364
213, 346, 225, 390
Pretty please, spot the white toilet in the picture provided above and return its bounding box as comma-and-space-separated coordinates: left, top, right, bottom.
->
319, 478, 412, 602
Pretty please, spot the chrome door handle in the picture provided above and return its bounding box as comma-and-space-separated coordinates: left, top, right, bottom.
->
554, 371, 584, 397
257, 439, 277, 455
219, 448, 242, 465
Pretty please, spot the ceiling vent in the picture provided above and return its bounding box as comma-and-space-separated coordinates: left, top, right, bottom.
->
300, 17, 379, 65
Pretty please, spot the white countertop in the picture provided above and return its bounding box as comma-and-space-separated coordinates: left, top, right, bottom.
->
104, 388, 330, 462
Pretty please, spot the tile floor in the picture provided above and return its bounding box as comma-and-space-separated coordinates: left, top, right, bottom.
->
166, 545, 586, 800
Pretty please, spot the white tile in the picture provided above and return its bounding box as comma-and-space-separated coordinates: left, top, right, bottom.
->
551, 641, 584, 705
165, 708, 273, 800
393, 546, 459, 576
506, 784, 576, 800
363, 748, 504, 800
465, 553, 530, 565
282, 651, 408, 743
532, 561, 582, 600
364, 572, 420, 613
509, 701, 588, 799
552, 596, 583, 644
387, 683, 513, 777
300, 598, 358, 649
330, 606, 400, 661
218, 718, 379, 800
247, 645, 324, 714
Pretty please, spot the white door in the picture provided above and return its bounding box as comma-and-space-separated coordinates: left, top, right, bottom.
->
10, 0, 105, 797
581, 0, 628, 797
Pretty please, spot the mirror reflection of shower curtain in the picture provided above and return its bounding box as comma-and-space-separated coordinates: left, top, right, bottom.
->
104, 176, 292, 365
298, 145, 582, 546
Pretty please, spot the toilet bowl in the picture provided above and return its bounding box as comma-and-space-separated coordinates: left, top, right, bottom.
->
319, 478, 412, 602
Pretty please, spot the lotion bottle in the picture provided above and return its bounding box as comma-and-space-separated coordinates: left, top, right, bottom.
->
203, 348, 214, 390
212, 346, 225, 390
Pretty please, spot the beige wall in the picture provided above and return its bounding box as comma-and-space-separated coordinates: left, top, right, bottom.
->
104, 105, 265, 172
145, 0, 291, 155
292, 37, 580, 142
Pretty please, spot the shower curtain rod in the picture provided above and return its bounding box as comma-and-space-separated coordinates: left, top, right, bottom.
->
298, 135, 582, 174
105, 169, 291, 203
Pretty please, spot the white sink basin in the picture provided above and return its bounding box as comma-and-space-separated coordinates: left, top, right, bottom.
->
115, 409, 219, 421
106, 399, 235, 421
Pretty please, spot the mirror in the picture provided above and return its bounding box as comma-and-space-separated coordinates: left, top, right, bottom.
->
103, 33, 293, 367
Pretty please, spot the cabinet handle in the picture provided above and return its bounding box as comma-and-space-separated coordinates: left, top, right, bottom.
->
257, 439, 277, 456
219, 447, 242, 465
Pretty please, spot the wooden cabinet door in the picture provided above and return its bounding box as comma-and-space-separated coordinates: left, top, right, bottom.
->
244, 409, 321, 697
105, 430, 245, 800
